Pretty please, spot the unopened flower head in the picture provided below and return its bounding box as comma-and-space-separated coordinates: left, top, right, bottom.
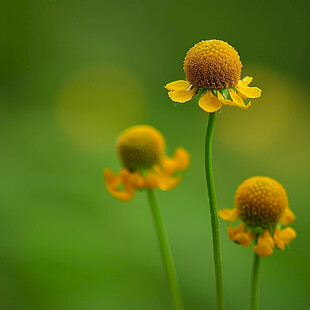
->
219, 176, 296, 258
104, 125, 190, 202
165, 40, 262, 113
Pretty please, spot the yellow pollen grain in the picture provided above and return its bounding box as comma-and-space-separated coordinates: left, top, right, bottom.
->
117, 125, 165, 172
235, 176, 288, 228
183, 40, 242, 89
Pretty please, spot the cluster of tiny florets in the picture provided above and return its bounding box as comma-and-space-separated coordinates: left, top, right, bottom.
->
117, 125, 165, 172
183, 40, 242, 90
235, 177, 288, 228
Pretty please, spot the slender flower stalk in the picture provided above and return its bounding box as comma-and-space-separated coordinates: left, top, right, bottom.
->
146, 189, 183, 310
104, 125, 190, 309
204, 112, 224, 310
250, 252, 261, 310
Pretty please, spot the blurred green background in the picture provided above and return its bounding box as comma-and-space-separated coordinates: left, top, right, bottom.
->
1, 0, 309, 309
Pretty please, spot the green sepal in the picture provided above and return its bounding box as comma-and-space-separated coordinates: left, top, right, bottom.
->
251, 226, 265, 235
219, 88, 231, 100
211, 89, 217, 96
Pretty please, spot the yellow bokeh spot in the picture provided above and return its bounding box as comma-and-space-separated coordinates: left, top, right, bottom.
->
57, 65, 146, 153
217, 65, 309, 173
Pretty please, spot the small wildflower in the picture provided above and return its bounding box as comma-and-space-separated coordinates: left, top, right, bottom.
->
165, 40, 262, 112
104, 125, 190, 201
219, 176, 296, 258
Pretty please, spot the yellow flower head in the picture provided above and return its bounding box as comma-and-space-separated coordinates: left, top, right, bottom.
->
165, 40, 262, 113
219, 176, 296, 258
104, 125, 190, 202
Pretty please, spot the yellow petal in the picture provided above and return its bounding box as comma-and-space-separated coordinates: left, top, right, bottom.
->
168, 88, 196, 103
273, 227, 285, 250
155, 173, 181, 191
165, 80, 192, 91
217, 91, 235, 107
227, 224, 253, 247
253, 230, 275, 258
172, 148, 190, 171
253, 243, 274, 258
198, 90, 222, 112
278, 227, 296, 244
144, 174, 158, 189
219, 208, 238, 222
228, 89, 248, 109
236, 83, 261, 99
240, 76, 253, 86
104, 169, 135, 202
280, 207, 295, 226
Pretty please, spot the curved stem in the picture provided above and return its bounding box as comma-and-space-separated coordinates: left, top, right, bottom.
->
250, 253, 261, 310
146, 189, 184, 310
204, 112, 224, 310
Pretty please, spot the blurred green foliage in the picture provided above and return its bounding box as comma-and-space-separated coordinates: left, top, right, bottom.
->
0, 0, 309, 309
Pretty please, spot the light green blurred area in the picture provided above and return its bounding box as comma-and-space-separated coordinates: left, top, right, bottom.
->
1, 0, 310, 309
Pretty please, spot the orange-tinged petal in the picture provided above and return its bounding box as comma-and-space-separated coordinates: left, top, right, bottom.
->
273, 226, 285, 250
198, 90, 222, 112
253, 243, 274, 258
253, 230, 275, 258
227, 224, 253, 246
155, 173, 181, 191
219, 208, 238, 222
228, 89, 248, 109
168, 88, 196, 103
172, 148, 190, 171
280, 207, 295, 226
165, 80, 192, 91
104, 169, 135, 202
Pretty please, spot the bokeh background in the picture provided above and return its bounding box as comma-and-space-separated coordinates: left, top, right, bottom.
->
1, 0, 310, 309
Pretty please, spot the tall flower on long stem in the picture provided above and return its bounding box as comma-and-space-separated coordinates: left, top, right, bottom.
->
219, 176, 296, 310
104, 125, 190, 310
165, 39, 262, 310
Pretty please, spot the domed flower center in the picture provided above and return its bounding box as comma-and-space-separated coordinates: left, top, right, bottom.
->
183, 40, 242, 90
235, 177, 288, 228
117, 125, 165, 172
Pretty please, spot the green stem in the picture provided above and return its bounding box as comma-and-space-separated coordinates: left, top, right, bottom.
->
250, 253, 261, 310
204, 112, 224, 310
146, 188, 183, 310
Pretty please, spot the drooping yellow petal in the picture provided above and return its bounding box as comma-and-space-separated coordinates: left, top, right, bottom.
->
253, 230, 275, 258
273, 227, 285, 250
172, 148, 190, 171
144, 174, 158, 189
198, 90, 222, 112
217, 91, 235, 107
150, 167, 181, 191
165, 80, 192, 91
219, 208, 238, 222
228, 89, 248, 109
227, 224, 253, 247
280, 207, 295, 226
236, 82, 261, 99
275, 226, 296, 249
168, 88, 196, 103
104, 169, 135, 202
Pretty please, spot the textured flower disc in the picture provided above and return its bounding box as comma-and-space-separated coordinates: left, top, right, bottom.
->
117, 125, 165, 172
184, 40, 242, 89
235, 177, 288, 228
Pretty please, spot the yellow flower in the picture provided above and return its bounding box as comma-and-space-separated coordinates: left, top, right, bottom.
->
165, 40, 262, 112
219, 176, 296, 258
104, 125, 190, 201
